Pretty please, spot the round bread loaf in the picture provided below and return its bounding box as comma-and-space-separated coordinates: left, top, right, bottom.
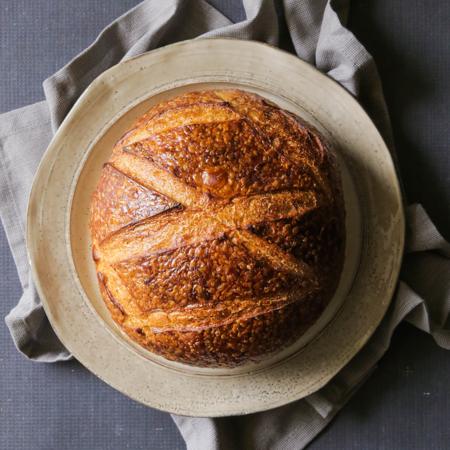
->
89, 89, 345, 367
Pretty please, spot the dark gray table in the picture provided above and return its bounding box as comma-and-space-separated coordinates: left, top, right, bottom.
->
1, 1, 449, 449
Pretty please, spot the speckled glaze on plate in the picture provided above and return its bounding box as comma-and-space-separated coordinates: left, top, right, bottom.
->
26, 39, 404, 416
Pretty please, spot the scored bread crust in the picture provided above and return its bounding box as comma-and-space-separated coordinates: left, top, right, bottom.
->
89, 89, 345, 367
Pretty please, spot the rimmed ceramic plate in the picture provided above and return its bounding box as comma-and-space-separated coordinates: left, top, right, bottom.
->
27, 39, 404, 416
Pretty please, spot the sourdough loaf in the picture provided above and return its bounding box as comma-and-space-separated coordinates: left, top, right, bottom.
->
89, 89, 345, 367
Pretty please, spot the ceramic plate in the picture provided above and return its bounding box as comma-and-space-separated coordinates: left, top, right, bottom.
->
27, 39, 404, 416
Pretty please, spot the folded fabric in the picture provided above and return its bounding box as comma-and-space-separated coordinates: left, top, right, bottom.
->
0, 1, 448, 449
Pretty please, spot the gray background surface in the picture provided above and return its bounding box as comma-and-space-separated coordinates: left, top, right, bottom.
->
1, 1, 449, 449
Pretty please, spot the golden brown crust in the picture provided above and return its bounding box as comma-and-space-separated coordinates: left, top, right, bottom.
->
89, 89, 345, 367
90, 163, 178, 244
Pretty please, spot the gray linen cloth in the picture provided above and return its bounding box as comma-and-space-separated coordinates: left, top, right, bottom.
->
1, 0, 449, 449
